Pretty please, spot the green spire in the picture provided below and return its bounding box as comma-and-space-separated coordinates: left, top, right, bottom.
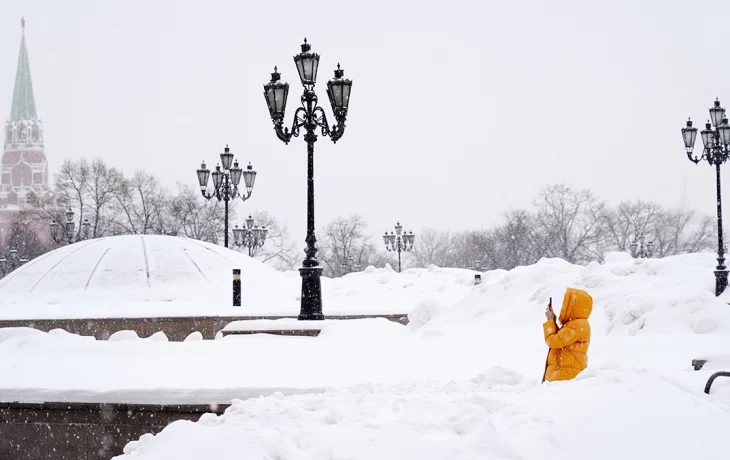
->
10, 17, 37, 122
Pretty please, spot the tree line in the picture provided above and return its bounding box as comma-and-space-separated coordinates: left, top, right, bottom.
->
0, 159, 717, 278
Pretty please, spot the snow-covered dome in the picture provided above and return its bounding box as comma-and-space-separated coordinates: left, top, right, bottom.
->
0, 235, 299, 319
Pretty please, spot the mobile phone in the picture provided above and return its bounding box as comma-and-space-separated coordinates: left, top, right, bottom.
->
548, 297, 553, 311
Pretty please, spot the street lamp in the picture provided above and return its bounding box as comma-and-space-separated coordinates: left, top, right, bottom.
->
682, 99, 730, 296
468, 259, 483, 271
50, 207, 90, 245
232, 214, 268, 257
263, 39, 353, 320
340, 256, 361, 275
629, 234, 653, 259
0, 247, 28, 276
383, 222, 415, 273
196, 145, 257, 248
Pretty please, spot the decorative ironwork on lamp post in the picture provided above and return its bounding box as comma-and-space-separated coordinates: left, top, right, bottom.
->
629, 234, 653, 259
196, 145, 257, 249
263, 38, 353, 320
50, 207, 90, 245
0, 247, 28, 276
682, 98, 730, 296
233, 214, 268, 257
383, 222, 415, 273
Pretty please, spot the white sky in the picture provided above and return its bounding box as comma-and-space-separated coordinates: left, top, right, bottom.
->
1, 0, 729, 240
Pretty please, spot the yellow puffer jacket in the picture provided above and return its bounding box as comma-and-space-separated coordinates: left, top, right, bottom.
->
542, 287, 592, 382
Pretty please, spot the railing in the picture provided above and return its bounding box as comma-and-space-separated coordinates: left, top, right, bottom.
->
704, 371, 730, 395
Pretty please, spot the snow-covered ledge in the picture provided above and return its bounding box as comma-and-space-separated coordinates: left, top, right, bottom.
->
220, 318, 343, 337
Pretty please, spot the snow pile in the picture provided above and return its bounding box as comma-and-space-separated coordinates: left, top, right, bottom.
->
116, 365, 730, 460
421, 252, 730, 338
0, 236, 476, 319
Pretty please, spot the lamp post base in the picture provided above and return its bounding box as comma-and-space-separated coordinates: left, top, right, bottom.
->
298, 266, 324, 320
715, 269, 728, 297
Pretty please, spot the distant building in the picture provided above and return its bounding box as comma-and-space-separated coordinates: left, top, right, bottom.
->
1, 18, 49, 212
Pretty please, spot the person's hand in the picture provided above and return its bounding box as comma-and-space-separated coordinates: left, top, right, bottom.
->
545, 307, 556, 321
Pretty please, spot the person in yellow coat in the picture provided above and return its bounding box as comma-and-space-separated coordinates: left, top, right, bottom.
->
542, 287, 592, 383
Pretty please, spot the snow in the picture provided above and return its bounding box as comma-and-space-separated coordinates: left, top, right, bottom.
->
0, 235, 474, 319
2, 249, 730, 459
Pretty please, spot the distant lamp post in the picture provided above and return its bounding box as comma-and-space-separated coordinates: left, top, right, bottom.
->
682, 98, 730, 295
232, 214, 268, 257
340, 256, 361, 275
50, 207, 90, 245
0, 247, 28, 275
383, 222, 415, 273
629, 235, 653, 259
468, 259, 483, 271
196, 145, 257, 249
263, 38, 353, 320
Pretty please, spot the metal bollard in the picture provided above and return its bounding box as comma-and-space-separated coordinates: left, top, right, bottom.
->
233, 269, 241, 307
474, 274, 482, 285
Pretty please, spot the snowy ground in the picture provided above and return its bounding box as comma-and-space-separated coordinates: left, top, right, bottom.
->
0, 235, 474, 318
2, 251, 730, 459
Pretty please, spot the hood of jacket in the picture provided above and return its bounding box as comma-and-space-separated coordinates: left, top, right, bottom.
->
558, 287, 593, 323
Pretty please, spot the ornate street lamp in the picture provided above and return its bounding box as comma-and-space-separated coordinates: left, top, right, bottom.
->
383, 222, 415, 273
340, 256, 361, 275
263, 39, 353, 320
196, 145, 257, 248
50, 207, 90, 245
629, 234, 653, 259
232, 214, 268, 257
682, 99, 730, 296
468, 259, 483, 271
0, 247, 28, 276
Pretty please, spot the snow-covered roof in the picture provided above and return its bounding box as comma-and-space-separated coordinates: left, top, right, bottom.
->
0, 235, 300, 319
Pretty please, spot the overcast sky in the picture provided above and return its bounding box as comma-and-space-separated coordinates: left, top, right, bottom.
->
1, 0, 729, 241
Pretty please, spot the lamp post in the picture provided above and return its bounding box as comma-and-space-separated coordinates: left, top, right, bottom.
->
263, 39, 353, 320
629, 234, 653, 259
340, 256, 361, 275
468, 259, 483, 271
50, 207, 90, 245
383, 222, 415, 273
196, 145, 257, 249
232, 214, 268, 257
0, 247, 28, 276
682, 98, 730, 296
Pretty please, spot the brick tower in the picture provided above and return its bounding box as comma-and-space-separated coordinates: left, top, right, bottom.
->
1, 18, 49, 209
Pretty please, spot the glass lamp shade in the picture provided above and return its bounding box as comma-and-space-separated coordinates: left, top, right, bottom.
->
263, 67, 289, 120
719, 118, 730, 146
66, 221, 75, 236
326, 64, 352, 115
682, 119, 698, 151
233, 225, 244, 246
66, 207, 74, 223
197, 162, 210, 189
260, 226, 268, 242
701, 122, 714, 148
710, 99, 726, 127
246, 215, 255, 230
50, 219, 59, 239
630, 241, 638, 256
242, 163, 257, 192
395, 222, 403, 236
647, 241, 654, 255
389, 232, 396, 245
211, 165, 223, 189
293, 39, 320, 86
383, 233, 389, 245
230, 161, 242, 187
220, 145, 234, 171
252, 226, 262, 241
9, 248, 17, 257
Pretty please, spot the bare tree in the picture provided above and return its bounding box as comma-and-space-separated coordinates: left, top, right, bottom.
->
113, 171, 168, 235
54, 158, 90, 240
167, 184, 226, 243
240, 210, 298, 270
410, 228, 452, 268
533, 184, 608, 264
602, 200, 664, 252
84, 159, 122, 238
318, 214, 374, 277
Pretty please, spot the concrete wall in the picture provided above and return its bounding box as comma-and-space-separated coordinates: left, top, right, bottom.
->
0, 402, 229, 459
0, 314, 409, 341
